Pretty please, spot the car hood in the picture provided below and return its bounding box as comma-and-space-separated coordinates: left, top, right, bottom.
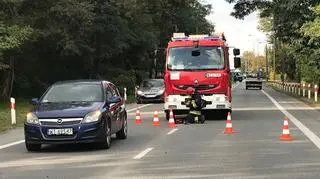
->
34, 102, 104, 118
139, 87, 164, 93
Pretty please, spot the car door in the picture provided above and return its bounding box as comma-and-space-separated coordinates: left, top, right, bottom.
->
105, 84, 118, 134
109, 83, 123, 131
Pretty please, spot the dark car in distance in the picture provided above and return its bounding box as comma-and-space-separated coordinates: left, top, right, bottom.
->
135, 79, 165, 104
24, 80, 128, 151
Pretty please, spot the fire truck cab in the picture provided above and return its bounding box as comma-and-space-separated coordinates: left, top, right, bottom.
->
163, 32, 241, 120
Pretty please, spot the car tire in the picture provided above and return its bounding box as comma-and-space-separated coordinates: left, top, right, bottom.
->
116, 115, 128, 140
25, 141, 41, 152
101, 120, 112, 149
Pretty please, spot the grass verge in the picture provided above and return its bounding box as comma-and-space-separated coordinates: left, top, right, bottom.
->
0, 99, 32, 133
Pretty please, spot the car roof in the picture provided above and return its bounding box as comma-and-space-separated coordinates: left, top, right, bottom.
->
52, 79, 111, 86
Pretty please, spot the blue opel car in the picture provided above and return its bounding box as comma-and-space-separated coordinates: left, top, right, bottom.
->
24, 80, 128, 151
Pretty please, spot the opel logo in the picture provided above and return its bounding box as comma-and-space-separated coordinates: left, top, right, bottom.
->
57, 119, 63, 124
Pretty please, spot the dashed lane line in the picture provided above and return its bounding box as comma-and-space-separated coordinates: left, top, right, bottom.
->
167, 129, 178, 135
133, 147, 154, 159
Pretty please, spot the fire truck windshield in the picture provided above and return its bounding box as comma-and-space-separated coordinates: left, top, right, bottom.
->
167, 46, 225, 71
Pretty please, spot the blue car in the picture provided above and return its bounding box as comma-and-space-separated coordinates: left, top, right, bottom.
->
24, 80, 128, 151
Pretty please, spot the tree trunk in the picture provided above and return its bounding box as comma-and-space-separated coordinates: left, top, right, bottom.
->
0, 56, 14, 103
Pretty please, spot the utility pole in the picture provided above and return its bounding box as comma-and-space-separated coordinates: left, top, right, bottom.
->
272, 13, 276, 81
265, 44, 268, 81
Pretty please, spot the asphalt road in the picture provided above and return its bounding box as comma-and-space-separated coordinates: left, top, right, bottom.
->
1, 82, 320, 179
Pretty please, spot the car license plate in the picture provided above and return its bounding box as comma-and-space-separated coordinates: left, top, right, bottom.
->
47, 128, 73, 135
146, 94, 156, 97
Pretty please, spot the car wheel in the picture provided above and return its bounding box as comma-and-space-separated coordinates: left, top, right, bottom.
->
25, 141, 41, 152
101, 120, 111, 149
116, 115, 128, 140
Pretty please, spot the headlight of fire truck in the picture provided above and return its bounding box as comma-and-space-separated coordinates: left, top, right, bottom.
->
166, 96, 177, 102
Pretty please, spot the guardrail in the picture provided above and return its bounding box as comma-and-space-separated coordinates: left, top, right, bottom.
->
268, 81, 319, 103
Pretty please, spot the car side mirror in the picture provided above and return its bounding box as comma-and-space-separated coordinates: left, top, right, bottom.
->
31, 98, 39, 105
234, 57, 241, 68
109, 96, 121, 104
233, 48, 240, 56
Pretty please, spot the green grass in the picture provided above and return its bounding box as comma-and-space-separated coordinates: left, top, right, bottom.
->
126, 95, 136, 104
0, 99, 32, 133
0, 95, 136, 133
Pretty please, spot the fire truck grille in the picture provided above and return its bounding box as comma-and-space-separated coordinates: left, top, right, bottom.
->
175, 85, 216, 91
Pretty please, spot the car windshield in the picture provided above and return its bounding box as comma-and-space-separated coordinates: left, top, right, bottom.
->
141, 80, 164, 88
41, 83, 104, 103
167, 46, 225, 71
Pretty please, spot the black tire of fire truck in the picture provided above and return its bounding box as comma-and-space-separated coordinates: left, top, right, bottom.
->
165, 110, 169, 121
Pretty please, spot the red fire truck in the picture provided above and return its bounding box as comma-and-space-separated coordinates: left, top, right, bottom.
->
163, 32, 241, 120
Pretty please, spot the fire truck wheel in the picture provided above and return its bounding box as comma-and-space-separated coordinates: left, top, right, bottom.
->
165, 110, 170, 121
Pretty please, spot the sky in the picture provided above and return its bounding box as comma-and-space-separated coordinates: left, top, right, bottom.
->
205, 0, 268, 60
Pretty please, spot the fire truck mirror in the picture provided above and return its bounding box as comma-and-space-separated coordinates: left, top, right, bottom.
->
233, 48, 240, 56
192, 50, 201, 56
234, 57, 241, 68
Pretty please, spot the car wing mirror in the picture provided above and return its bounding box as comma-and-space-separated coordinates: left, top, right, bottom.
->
31, 98, 39, 105
234, 57, 241, 68
233, 48, 240, 56
109, 96, 121, 104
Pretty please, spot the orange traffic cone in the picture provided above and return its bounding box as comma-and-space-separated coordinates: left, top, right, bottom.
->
224, 112, 234, 134
168, 109, 176, 128
135, 106, 142, 125
152, 111, 160, 126
279, 116, 293, 141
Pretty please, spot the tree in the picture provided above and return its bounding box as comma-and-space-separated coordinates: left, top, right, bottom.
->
0, 0, 215, 100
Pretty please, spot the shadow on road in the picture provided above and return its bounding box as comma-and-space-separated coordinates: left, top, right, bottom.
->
37, 137, 123, 153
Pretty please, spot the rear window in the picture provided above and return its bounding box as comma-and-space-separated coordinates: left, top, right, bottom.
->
41, 83, 104, 103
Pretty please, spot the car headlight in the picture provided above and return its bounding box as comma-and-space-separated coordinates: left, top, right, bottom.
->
137, 90, 143, 95
82, 110, 102, 123
158, 89, 164, 94
26, 112, 40, 124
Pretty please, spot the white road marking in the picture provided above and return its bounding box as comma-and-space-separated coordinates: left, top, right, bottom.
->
167, 128, 178, 135
133, 147, 154, 159
128, 111, 165, 115
127, 104, 152, 112
232, 82, 241, 90
0, 104, 153, 150
0, 140, 25, 150
262, 90, 320, 150
232, 107, 315, 111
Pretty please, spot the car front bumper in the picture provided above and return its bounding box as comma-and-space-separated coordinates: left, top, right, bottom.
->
24, 121, 105, 145
137, 94, 164, 102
